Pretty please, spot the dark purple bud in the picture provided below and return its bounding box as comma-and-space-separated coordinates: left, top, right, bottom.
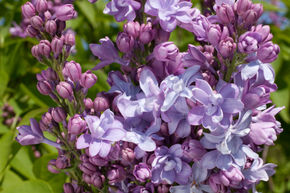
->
37, 80, 52, 95
83, 98, 93, 109
216, 3, 235, 24
30, 16, 43, 30
48, 159, 60, 173
182, 139, 206, 162
31, 45, 41, 60
139, 22, 156, 44
89, 155, 108, 167
93, 96, 109, 112
51, 36, 64, 57
116, 32, 135, 53
56, 81, 73, 99
79, 162, 97, 175
56, 20, 66, 33
107, 165, 126, 184
63, 183, 74, 193
36, 0, 48, 13
121, 148, 135, 165
153, 42, 179, 62
45, 68, 58, 81
44, 11, 52, 20
82, 173, 92, 184
45, 20, 57, 35
55, 155, 70, 169
218, 37, 236, 58
68, 114, 86, 135
63, 61, 82, 82
157, 184, 169, 193
91, 172, 105, 189
133, 163, 151, 182
80, 70, 97, 89
26, 25, 38, 37
51, 107, 66, 123
39, 120, 47, 131
55, 4, 77, 21
124, 21, 140, 38
21, 2, 36, 18
64, 31, 75, 46
38, 40, 51, 58
235, 0, 252, 16
257, 42, 280, 63
42, 111, 53, 126
207, 25, 221, 47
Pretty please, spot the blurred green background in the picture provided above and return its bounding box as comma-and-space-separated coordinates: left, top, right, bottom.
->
0, 0, 289, 192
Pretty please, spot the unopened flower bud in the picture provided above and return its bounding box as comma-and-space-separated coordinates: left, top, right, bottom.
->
251, 24, 272, 43
80, 70, 97, 89
107, 165, 126, 184
82, 173, 92, 184
21, 2, 36, 18
30, 16, 43, 30
55, 155, 69, 169
44, 11, 52, 20
31, 45, 41, 60
139, 22, 156, 44
121, 148, 135, 164
238, 32, 261, 54
42, 111, 53, 126
242, 4, 263, 26
51, 36, 64, 57
133, 163, 151, 182
64, 31, 75, 46
124, 21, 140, 38
56, 20, 66, 33
56, 81, 73, 99
235, 0, 252, 16
84, 98, 93, 109
68, 114, 86, 135
116, 32, 135, 53
45, 20, 57, 35
79, 162, 97, 175
216, 3, 235, 24
219, 166, 244, 187
257, 42, 279, 63
45, 68, 58, 81
153, 42, 179, 62
37, 80, 52, 95
55, 4, 77, 21
38, 40, 51, 58
91, 172, 105, 189
155, 28, 170, 44
218, 37, 236, 58
93, 96, 109, 112
36, 0, 48, 13
51, 107, 66, 123
89, 155, 108, 167
48, 159, 60, 173
157, 184, 169, 193
182, 139, 206, 162
26, 25, 38, 37
207, 25, 221, 47
63, 61, 82, 82
63, 183, 74, 193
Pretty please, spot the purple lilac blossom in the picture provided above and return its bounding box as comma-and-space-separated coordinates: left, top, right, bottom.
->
144, 0, 193, 32
103, 0, 141, 22
76, 109, 126, 157
89, 37, 129, 70
151, 144, 192, 185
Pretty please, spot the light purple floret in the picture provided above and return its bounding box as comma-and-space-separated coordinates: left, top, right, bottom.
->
76, 109, 126, 157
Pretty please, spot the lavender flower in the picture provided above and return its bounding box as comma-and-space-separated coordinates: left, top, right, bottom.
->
144, 0, 193, 32
103, 0, 141, 22
89, 37, 129, 70
151, 144, 192, 185
76, 109, 126, 157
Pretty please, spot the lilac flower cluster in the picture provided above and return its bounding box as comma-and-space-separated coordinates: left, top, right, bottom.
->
15, 0, 284, 192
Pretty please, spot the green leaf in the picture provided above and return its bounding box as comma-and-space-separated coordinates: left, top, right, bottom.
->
19, 84, 49, 108
0, 70, 9, 98
1, 170, 24, 190
0, 131, 21, 180
10, 146, 36, 180
3, 180, 54, 193
76, 1, 97, 28
271, 88, 290, 123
